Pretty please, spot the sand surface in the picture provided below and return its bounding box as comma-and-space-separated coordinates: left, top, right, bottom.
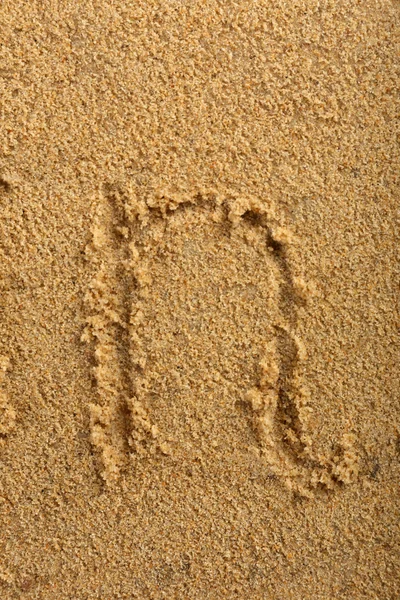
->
0, 1, 399, 598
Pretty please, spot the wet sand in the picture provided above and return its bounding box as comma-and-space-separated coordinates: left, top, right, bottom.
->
0, 1, 399, 598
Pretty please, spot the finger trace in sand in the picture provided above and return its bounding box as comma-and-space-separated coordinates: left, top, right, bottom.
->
83, 185, 358, 496
0, 356, 16, 445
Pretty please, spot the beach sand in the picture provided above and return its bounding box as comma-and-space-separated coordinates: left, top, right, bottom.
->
0, 1, 399, 598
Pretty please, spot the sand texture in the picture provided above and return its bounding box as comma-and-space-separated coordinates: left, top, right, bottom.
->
0, 1, 399, 598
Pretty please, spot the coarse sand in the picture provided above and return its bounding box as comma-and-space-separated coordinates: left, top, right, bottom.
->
0, 1, 399, 598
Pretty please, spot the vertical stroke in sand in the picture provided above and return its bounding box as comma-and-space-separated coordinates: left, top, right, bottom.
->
0, 356, 16, 445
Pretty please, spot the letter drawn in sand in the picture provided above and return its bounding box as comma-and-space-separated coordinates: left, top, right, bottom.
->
83, 186, 358, 495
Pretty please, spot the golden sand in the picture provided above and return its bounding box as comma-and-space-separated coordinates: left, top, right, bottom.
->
0, 1, 399, 597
